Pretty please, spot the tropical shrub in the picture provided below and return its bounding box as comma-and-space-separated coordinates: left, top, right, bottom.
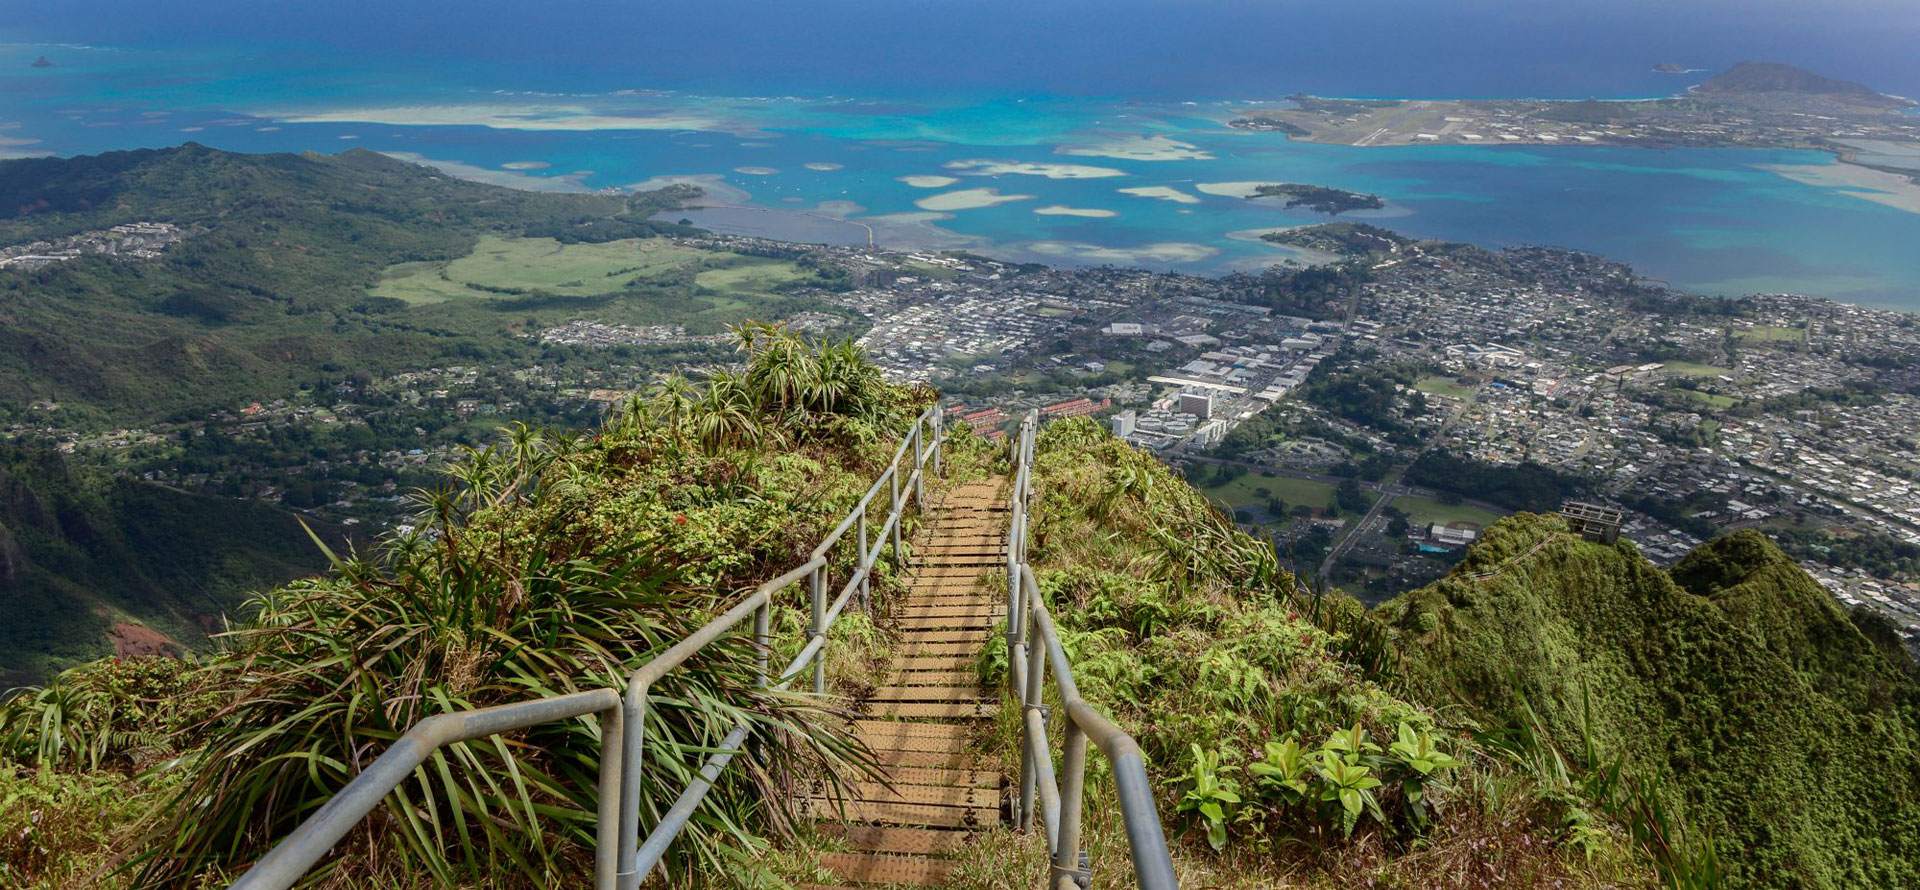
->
3, 324, 935, 889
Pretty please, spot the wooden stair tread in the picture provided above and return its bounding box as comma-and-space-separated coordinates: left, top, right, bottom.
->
819, 851, 957, 885
819, 824, 979, 855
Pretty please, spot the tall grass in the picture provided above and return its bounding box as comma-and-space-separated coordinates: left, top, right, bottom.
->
0, 323, 936, 889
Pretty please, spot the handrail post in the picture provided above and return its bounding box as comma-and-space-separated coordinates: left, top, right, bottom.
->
810, 564, 826, 695
932, 411, 942, 477
753, 602, 771, 688
1054, 720, 1090, 889
594, 704, 625, 890
889, 462, 903, 567
617, 683, 650, 890
1021, 630, 1046, 834
856, 504, 870, 613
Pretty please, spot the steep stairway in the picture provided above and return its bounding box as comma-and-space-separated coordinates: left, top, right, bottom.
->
804, 477, 1009, 887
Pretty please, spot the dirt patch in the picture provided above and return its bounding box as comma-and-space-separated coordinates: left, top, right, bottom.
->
109, 623, 183, 658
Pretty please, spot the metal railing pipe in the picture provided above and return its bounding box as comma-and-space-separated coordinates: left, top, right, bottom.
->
1023, 703, 1063, 849
1005, 408, 1178, 890
626, 722, 753, 884
1053, 722, 1091, 888
616, 558, 821, 890
228, 689, 623, 890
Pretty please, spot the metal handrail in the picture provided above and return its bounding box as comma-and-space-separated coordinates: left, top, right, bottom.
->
615, 402, 942, 890
225, 405, 944, 890
227, 690, 626, 890
1005, 409, 1178, 890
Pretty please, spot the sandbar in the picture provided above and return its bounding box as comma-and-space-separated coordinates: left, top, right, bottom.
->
1195, 181, 1273, 198
733, 166, 780, 175
1060, 135, 1213, 162
268, 103, 726, 133
803, 162, 845, 171
1022, 240, 1219, 265
1118, 185, 1202, 204
383, 151, 593, 193
899, 175, 960, 188
914, 188, 1036, 211
946, 159, 1125, 179
501, 161, 551, 170
1760, 161, 1920, 215
1034, 205, 1120, 218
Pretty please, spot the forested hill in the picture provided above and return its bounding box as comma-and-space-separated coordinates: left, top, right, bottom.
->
0, 145, 698, 424
0, 441, 348, 684
1378, 515, 1920, 889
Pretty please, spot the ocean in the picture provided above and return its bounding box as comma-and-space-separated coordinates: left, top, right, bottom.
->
2, 0, 1919, 308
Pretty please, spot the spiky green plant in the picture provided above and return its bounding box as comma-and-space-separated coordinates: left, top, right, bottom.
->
108, 324, 927, 889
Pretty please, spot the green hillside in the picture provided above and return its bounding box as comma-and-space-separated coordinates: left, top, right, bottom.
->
0, 441, 347, 684
1378, 516, 1920, 889
0, 145, 746, 424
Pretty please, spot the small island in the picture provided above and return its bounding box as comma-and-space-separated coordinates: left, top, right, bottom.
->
1250, 183, 1385, 215
1651, 62, 1689, 74
31, 56, 54, 69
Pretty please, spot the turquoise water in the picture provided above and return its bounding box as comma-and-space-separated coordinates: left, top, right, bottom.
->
2, 36, 1919, 309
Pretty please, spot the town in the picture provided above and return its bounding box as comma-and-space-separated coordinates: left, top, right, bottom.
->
8, 226, 1916, 652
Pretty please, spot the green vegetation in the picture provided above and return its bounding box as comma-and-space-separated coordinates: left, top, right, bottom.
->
1661, 361, 1734, 377
1249, 184, 1386, 215
1771, 526, 1920, 579
1260, 222, 1411, 258
0, 442, 345, 684
1394, 495, 1507, 529
1380, 516, 1920, 889
996, 419, 1650, 887
0, 325, 933, 889
1197, 470, 1342, 515
1413, 375, 1477, 399
0, 145, 864, 426
1296, 349, 1426, 442
1404, 451, 1588, 513
370, 235, 708, 303
1733, 324, 1804, 343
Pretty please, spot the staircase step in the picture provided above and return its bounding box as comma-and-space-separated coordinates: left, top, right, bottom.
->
886, 670, 978, 687
858, 722, 972, 751
897, 614, 996, 631
819, 851, 957, 885
896, 641, 980, 656
806, 799, 994, 831
841, 783, 997, 809
820, 824, 978, 855
869, 747, 997, 770
893, 655, 978, 671
869, 686, 989, 703
879, 766, 1000, 788
867, 699, 993, 720
907, 603, 1002, 617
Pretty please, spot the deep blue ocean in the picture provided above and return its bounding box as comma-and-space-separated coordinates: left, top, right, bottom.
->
3, 0, 1919, 308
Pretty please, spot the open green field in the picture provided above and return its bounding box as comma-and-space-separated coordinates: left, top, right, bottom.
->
1202, 474, 1355, 514
1736, 324, 1805, 342
1673, 388, 1741, 409
372, 236, 722, 304
1395, 495, 1508, 529
1663, 361, 1734, 378
1415, 376, 1478, 399
693, 257, 812, 297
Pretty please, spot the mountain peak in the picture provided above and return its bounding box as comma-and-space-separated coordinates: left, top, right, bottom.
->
1697, 61, 1902, 104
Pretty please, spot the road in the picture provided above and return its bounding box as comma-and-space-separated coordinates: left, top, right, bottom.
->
1313, 380, 1484, 582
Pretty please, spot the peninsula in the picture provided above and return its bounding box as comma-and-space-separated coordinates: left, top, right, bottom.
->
1227, 62, 1918, 153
